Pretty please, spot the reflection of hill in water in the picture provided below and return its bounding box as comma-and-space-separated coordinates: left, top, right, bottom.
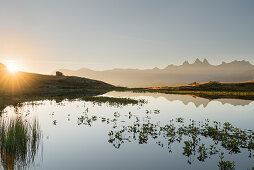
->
104, 91, 253, 108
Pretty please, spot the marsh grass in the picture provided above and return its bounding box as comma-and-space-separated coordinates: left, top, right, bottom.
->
0, 116, 41, 170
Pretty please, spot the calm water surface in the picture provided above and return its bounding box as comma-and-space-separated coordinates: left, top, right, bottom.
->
1, 91, 254, 170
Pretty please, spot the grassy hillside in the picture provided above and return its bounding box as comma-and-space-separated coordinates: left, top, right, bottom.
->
134, 81, 254, 100
147, 81, 254, 92
0, 64, 114, 97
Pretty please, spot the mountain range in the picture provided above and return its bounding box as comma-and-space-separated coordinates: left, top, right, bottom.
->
57, 59, 254, 87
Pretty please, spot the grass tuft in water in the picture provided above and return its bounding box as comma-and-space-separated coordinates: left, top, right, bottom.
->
0, 116, 42, 170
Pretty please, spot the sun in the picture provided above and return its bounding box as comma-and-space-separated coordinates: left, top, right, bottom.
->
7, 63, 18, 73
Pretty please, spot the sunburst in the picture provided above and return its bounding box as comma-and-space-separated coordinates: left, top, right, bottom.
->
6, 61, 18, 74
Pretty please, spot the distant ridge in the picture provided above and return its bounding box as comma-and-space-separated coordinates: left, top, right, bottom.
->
164, 58, 252, 68
57, 59, 254, 87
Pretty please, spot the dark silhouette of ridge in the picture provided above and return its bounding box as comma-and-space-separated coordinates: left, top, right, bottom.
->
0, 63, 114, 97
57, 59, 254, 87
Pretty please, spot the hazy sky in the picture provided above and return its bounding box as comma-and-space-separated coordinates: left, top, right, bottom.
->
0, 0, 254, 73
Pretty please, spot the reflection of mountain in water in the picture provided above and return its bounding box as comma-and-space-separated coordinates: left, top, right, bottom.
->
104, 91, 253, 108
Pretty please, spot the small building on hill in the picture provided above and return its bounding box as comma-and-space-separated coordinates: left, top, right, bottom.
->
56, 71, 64, 76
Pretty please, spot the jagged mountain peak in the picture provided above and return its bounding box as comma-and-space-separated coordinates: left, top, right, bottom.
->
193, 58, 203, 65
57, 59, 254, 87
182, 61, 190, 65
152, 67, 160, 70
232, 60, 251, 65
220, 60, 252, 66
221, 61, 227, 65
164, 64, 176, 69
203, 58, 210, 65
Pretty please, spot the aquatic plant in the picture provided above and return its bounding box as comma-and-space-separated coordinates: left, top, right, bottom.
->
218, 152, 235, 170
0, 116, 42, 170
106, 114, 254, 168
78, 114, 97, 126
72, 105, 254, 168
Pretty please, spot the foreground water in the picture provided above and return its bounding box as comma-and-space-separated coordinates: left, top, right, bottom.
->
1, 91, 254, 170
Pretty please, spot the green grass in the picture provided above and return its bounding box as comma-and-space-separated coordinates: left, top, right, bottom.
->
129, 87, 254, 100
128, 81, 254, 99
0, 117, 41, 169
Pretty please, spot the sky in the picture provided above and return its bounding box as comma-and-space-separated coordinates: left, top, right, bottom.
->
0, 0, 254, 74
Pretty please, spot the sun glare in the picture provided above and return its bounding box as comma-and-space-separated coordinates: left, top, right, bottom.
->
7, 62, 18, 73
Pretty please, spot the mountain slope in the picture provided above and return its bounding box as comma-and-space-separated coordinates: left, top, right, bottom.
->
57, 59, 254, 87
0, 63, 114, 97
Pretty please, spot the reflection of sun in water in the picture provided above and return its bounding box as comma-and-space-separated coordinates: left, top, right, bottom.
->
7, 62, 18, 73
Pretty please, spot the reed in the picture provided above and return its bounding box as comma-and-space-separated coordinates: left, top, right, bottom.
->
0, 116, 41, 170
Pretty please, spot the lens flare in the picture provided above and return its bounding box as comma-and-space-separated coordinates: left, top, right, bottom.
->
7, 62, 18, 73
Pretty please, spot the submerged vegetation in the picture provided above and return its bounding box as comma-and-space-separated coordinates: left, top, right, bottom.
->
73, 106, 254, 169
108, 116, 254, 157
0, 116, 42, 170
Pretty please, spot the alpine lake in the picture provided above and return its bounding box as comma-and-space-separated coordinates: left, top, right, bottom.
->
0, 91, 254, 170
